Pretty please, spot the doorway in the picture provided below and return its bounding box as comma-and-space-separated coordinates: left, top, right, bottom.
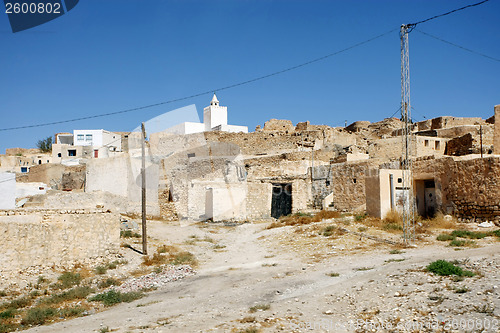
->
271, 183, 292, 219
415, 179, 436, 218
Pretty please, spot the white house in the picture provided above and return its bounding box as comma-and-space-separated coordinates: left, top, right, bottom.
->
73, 130, 122, 152
0, 172, 16, 209
164, 94, 248, 135
52, 129, 122, 161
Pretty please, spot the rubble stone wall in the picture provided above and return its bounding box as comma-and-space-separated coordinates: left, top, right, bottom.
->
413, 156, 500, 223
0, 210, 120, 275
431, 116, 486, 130
312, 161, 374, 211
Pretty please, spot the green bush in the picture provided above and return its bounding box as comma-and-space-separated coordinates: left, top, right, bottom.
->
321, 225, 336, 237
436, 234, 455, 241
427, 260, 463, 276
95, 266, 107, 275
383, 223, 402, 231
490, 229, 500, 237
0, 297, 31, 311
89, 290, 144, 306
41, 286, 94, 305
56, 272, 81, 289
0, 323, 17, 333
59, 306, 85, 318
98, 278, 121, 289
355, 214, 367, 222
0, 309, 16, 319
21, 307, 57, 325
449, 239, 466, 247
451, 230, 488, 239
427, 260, 475, 277
120, 230, 141, 238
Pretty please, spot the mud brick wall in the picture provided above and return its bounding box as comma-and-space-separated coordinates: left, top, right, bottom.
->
0, 211, 120, 275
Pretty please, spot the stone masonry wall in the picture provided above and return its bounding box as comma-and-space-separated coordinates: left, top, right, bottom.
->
413, 156, 500, 223
312, 161, 375, 211
0, 210, 120, 276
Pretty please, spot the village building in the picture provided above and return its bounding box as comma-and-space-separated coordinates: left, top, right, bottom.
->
163, 94, 248, 135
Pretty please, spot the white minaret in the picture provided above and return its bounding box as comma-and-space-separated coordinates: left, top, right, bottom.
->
203, 93, 228, 131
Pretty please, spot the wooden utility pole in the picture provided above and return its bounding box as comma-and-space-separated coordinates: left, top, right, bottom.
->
141, 123, 148, 255
480, 125, 483, 158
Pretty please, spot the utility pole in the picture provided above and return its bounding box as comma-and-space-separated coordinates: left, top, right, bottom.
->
480, 125, 483, 158
400, 24, 415, 245
141, 122, 148, 255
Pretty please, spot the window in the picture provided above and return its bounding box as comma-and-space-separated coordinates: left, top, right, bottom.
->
68, 149, 76, 157
21, 167, 28, 173
435, 141, 441, 150
85, 134, 93, 141
57, 153, 61, 157
77, 134, 84, 141
424, 140, 429, 147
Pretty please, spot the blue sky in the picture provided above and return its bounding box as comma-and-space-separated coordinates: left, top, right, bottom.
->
1, 0, 499, 153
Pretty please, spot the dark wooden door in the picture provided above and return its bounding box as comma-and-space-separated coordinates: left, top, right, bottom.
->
271, 183, 292, 219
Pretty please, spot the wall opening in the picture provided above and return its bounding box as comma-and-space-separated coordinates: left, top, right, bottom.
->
271, 183, 292, 219
415, 179, 436, 218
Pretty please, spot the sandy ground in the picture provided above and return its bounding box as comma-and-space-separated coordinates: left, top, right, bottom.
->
24, 218, 500, 333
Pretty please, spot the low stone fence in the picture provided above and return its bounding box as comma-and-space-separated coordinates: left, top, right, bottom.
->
0, 210, 120, 277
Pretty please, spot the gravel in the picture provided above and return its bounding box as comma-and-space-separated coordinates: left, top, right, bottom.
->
112, 265, 196, 293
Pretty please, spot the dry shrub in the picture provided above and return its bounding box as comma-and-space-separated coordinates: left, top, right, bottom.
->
142, 245, 197, 267
423, 212, 457, 230
267, 210, 341, 229
312, 210, 341, 221
384, 210, 402, 225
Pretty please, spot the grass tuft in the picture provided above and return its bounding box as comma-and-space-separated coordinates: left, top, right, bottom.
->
55, 272, 81, 289
21, 307, 58, 326
40, 286, 94, 305
249, 303, 270, 313
89, 290, 144, 306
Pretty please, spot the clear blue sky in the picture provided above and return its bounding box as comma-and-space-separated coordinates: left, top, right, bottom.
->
1, 0, 499, 153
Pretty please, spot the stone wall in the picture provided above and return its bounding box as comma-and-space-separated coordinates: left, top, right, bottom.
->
413, 156, 500, 223
0, 210, 120, 277
262, 119, 295, 132
431, 116, 486, 130
312, 161, 375, 211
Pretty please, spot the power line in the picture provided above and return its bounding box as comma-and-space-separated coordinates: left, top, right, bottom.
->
407, 0, 490, 27
0, 28, 397, 132
415, 29, 500, 63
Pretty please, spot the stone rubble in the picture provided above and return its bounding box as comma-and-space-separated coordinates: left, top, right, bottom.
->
112, 265, 196, 293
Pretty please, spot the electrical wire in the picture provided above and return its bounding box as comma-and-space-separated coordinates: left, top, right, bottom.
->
407, 0, 490, 27
415, 29, 500, 63
0, 28, 397, 132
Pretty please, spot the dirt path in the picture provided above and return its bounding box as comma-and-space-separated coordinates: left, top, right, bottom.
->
25, 221, 500, 333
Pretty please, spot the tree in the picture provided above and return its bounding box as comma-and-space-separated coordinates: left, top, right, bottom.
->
36, 136, 53, 153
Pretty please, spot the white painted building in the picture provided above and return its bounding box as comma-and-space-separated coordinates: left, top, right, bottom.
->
0, 172, 16, 209
73, 130, 122, 152
164, 94, 248, 135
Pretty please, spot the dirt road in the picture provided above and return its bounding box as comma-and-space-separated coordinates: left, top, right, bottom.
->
25, 220, 500, 332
